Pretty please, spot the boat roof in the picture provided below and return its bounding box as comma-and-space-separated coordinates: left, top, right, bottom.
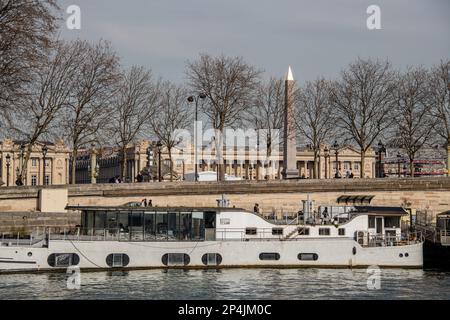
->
66, 204, 407, 216
66, 205, 245, 212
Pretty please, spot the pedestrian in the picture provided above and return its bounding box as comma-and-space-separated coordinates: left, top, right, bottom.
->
253, 203, 260, 214
148, 199, 153, 207
136, 173, 144, 183
142, 199, 147, 207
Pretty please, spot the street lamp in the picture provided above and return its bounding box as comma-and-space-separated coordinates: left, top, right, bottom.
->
42, 144, 48, 185
397, 152, 402, 178
156, 141, 163, 182
324, 147, 329, 179
180, 149, 185, 181
332, 141, 341, 179
187, 93, 207, 182
377, 141, 386, 178
5, 154, 11, 187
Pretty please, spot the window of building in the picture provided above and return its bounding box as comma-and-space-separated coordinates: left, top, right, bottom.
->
31, 175, 37, 186
44, 175, 50, 185
298, 253, 319, 261
338, 228, 346, 236
298, 228, 310, 235
31, 158, 37, 167
319, 228, 330, 236
272, 228, 283, 236
354, 162, 360, 171
344, 162, 350, 170
259, 253, 280, 261
246, 228, 257, 235
45, 159, 50, 167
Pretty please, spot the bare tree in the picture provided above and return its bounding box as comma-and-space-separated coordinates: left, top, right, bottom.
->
429, 59, 450, 174
150, 81, 191, 181
295, 78, 336, 179
112, 66, 160, 181
0, 0, 59, 114
7, 41, 81, 185
330, 58, 396, 178
248, 77, 284, 178
392, 67, 435, 177
186, 54, 261, 180
57, 40, 120, 184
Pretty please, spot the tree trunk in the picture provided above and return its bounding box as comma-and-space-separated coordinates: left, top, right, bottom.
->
313, 150, 319, 179
360, 150, 365, 178
168, 147, 173, 182
410, 158, 415, 178
121, 146, 127, 182
71, 148, 77, 184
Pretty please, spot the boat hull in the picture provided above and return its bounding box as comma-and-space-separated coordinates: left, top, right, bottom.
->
0, 238, 423, 273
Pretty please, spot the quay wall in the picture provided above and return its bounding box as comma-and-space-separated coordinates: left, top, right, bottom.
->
0, 178, 449, 217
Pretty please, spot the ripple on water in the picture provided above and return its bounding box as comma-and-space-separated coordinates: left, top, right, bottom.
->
0, 268, 449, 300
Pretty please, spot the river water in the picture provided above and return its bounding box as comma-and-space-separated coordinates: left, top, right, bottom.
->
0, 268, 449, 300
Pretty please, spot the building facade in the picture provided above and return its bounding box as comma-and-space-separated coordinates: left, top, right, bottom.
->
73, 140, 377, 183
0, 138, 71, 187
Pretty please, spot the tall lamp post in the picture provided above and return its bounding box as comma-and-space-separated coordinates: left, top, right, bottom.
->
397, 152, 402, 178
5, 154, 11, 187
377, 141, 386, 178
324, 147, 329, 179
42, 144, 48, 185
187, 93, 207, 182
332, 141, 341, 179
156, 141, 163, 182
16, 143, 26, 186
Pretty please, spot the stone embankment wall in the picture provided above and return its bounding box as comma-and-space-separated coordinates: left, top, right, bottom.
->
0, 178, 449, 234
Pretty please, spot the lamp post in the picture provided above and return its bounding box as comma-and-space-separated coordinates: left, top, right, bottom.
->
42, 144, 48, 185
5, 154, 11, 187
332, 141, 340, 178
397, 152, 402, 178
377, 141, 386, 178
187, 93, 207, 182
156, 141, 163, 182
324, 147, 329, 179
180, 149, 185, 181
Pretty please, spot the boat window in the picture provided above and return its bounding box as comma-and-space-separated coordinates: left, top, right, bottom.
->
338, 228, 346, 236
106, 253, 130, 267
220, 218, 230, 225
130, 212, 144, 241
162, 253, 190, 266
319, 228, 330, 236
298, 228, 310, 235
205, 212, 216, 228
107, 212, 118, 235
259, 253, 280, 261
167, 212, 178, 241
246, 228, 257, 235
369, 216, 376, 228
94, 211, 106, 231
144, 212, 155, 240
156, 212, 168, 240
191, 212, 205, 240
298, 253, 319, 261
384, 216, 400, 228
180, 212, 192, 240
47, 253, 80, 267
201, 253, 223, 266
272, 228, 283, 236
118, 211, 130, 240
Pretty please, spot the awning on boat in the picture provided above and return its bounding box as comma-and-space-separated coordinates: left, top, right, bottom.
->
337, 195, 375, 205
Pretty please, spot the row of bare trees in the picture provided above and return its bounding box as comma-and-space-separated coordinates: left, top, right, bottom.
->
1, 1, 448, 184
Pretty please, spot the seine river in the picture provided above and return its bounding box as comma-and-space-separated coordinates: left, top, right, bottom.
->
0, 268, 449, 300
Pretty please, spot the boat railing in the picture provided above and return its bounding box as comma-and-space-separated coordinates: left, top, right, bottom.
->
360, 231, 423, 248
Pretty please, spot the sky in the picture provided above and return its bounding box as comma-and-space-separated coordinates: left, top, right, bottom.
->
57, 0, 449, 84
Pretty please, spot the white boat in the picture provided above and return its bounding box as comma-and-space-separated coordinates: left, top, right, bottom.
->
0, 204, 423, 273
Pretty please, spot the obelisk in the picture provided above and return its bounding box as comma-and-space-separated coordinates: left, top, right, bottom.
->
282, 66, 298, 179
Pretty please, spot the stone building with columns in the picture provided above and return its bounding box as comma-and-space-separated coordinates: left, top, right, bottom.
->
73, 140, 377, 183
0, 138, 71, 187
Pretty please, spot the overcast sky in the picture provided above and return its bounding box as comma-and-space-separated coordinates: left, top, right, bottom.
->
58, 0, 449, 84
